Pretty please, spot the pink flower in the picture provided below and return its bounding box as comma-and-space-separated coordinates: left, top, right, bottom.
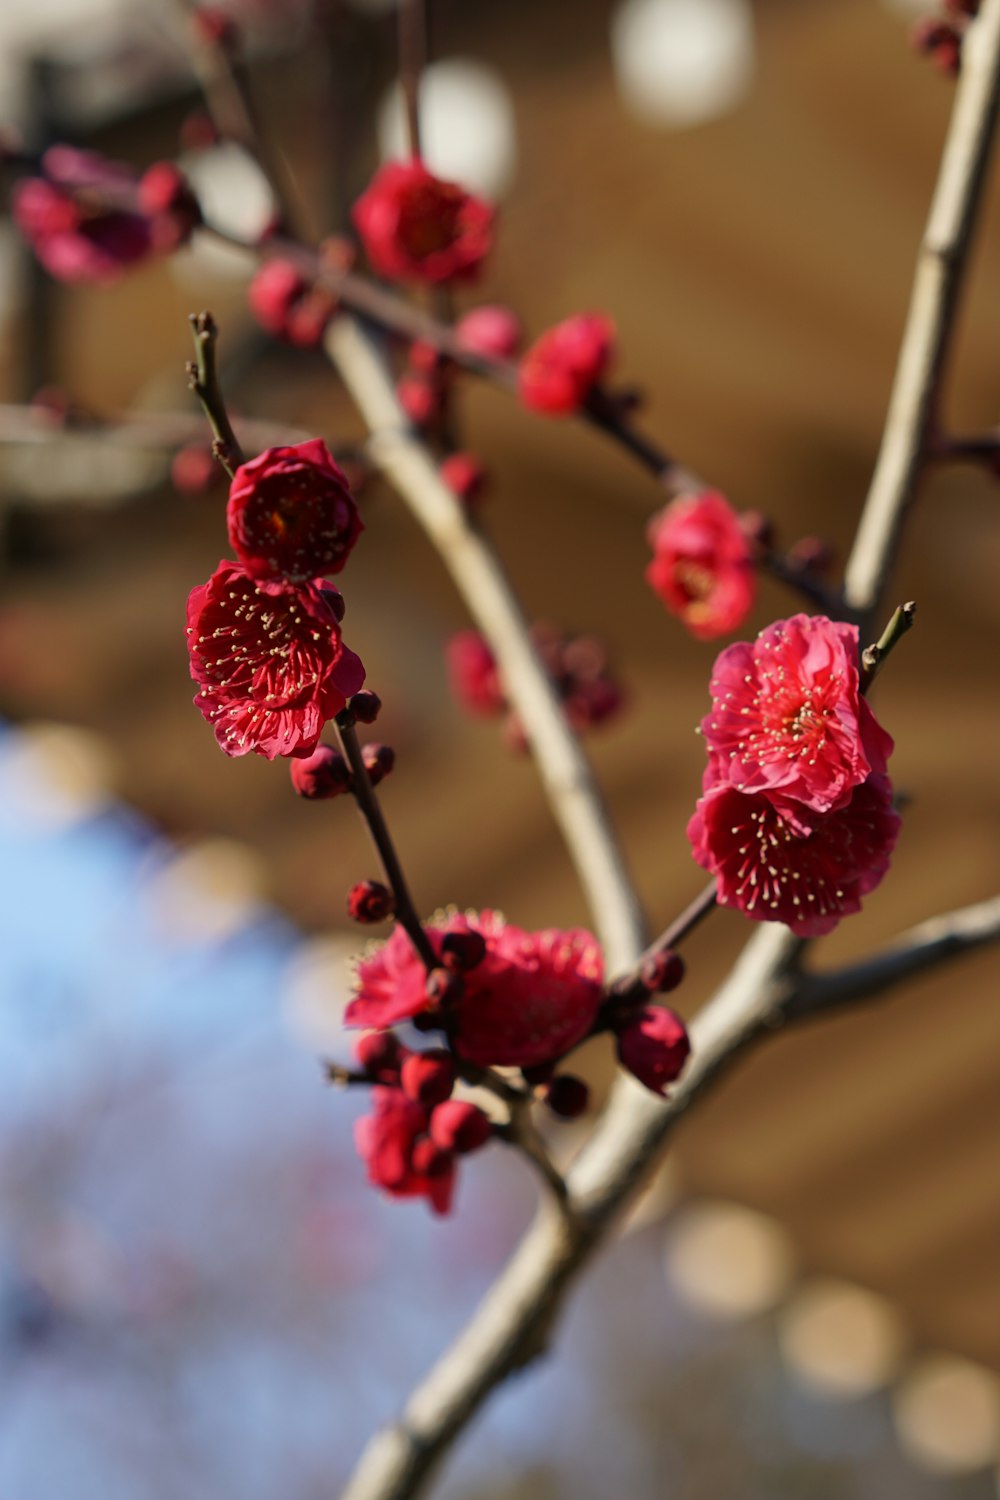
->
352, 160, 494, 285
226, 439, 363, 582
136, 161, 201, 250
687, 774, 901, 937
186, 560, 365, 758
354, 1086, 455, 1215
455, 304, 522, 361
347, 910, 605, 1069
13, 146, 153, 283
247, 259, 336, 347
518, 314, 615, 416
645, 491, 755, 641
701, 614, 894, 813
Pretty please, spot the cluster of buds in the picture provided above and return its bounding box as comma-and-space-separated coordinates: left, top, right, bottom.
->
447, 623, 625, 744
912, 1, 980, 75
334, 907, 691, 1215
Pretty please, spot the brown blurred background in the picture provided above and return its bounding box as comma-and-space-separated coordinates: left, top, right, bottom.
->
1, 0, 999, 1456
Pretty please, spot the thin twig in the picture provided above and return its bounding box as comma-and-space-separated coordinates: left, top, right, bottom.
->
325, 316, 647, 979
186, 311, 244, 476
860, 601, 917, 692
334, 716, 438, 972
398, 0, 426, 161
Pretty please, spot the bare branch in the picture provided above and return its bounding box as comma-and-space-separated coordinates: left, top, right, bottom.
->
324, 316, 647, 977
784, 894, 1000, 1019
844, 0, 1000, 619
332, 2, 1000, 1494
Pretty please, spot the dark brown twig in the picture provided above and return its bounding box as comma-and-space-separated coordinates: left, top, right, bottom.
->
186, 311, 244, 476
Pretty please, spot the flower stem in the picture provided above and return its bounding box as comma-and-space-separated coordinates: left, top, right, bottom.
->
186, 311, 244, 477
334, 715, 438, 972
860, 601, 917, 693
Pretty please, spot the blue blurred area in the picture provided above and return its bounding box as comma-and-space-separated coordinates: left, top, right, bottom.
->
0, 725, 981, 1500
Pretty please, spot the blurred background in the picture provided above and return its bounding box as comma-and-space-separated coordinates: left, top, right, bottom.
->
1, 0, 999, 1495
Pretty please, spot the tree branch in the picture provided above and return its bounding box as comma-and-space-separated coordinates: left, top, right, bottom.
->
844, 0, 1000, 618
324, 316, 647, 978
784, 894, 1000, 1020
330, 2, 1000, 1493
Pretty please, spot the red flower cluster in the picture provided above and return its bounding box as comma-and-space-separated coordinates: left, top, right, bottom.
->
518, 314, 615, 416
688, 614, 901, 935
13, 147, 198, 282
187, 441, 365, 758
352, 1036, 493, 1215
352, 160, 494, 285
347, 910, 605, 1069
646, 491, 755, 641
447, 625, 624, 740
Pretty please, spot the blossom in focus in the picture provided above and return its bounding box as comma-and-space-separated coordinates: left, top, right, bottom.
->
701, 614, 894, 813
518, 313, 616, 416
247, 259, 337, 347
226, 440, 363, 582
186, 561, 365, 759
354, 1085, 456, 1215
687, 773, 901, 937
645, 490, 754, 641
352, 160, 494, 285
13, 146, 153, 283
346, 910, 605, 1069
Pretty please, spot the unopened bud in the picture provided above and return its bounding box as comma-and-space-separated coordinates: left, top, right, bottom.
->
615, 1007, 690, 1096
401, 1049, 457, 1108
440, 451, 488, 507
290, 745, 352, 799
787, 536, 834, 573
425, 967, 463, 1009
347, 880, 394, 924
362, 743, 395, 786
440, 930, 487, 973
354, 1030, 403, 1079
430, 1099, 492, 1155
739, 509, 774, 550
411, 1137, 453, 1179
639, 949, 686, 995
350, 690, 382, 725
544, 1074, 590, 1119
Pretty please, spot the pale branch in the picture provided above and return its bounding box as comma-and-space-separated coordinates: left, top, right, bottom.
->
783, 894, 1000, 1020
324, 315, 647, 978
844, 0, 1000, 618
331, 2, 1000, 1494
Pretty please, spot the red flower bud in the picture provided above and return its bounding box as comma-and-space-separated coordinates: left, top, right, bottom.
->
350, 690, 382, 725
739, 509, 775, 550
455, 304, 522, 361
545, 1074, 590, 1119
289, 745, 352, 799
615, 1007, 690, 1096
440, 930, 487, 973
425, 967, 464, 1010
519, 314, 615, 417
347, 880, 395, 924
410, 1136, 454, 1179
362, 743, 395, 786
639, 949, 685, 995
440, 451, 488, 507
397, 373, 440, 428
401, 1049, 457, 1108
787, 536, 835, 574
138, 162, 201, 250
430, 1099, 493, 1155
354, 1030, 403, 1079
